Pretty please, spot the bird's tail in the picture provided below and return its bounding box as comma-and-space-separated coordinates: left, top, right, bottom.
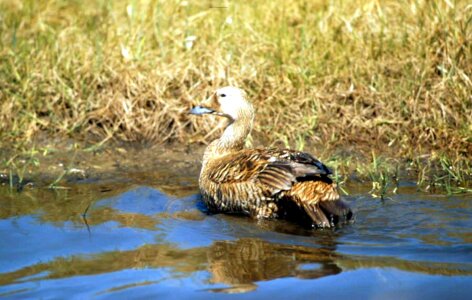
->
290, 180, 353, 228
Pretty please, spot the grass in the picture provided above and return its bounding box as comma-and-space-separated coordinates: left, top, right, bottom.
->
3, 146, 39, 191
0, 0, 471, 192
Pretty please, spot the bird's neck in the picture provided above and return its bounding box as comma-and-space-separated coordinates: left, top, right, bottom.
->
202, 116, 253, 165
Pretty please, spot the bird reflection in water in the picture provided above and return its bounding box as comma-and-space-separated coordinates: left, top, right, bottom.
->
205, 236, 342, 293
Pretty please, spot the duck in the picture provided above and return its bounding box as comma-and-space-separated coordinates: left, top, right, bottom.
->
190, 86, 353, 228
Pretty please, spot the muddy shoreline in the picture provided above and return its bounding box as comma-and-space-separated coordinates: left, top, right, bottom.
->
2, 139, 471, 196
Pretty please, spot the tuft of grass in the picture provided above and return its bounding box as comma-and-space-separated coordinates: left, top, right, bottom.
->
3, 146, 39, 191
353, 151, 399, 199
413, 153, 472, 194
368, 153, 399, 200
325, 150, 472, 196
0, 143, 83, 191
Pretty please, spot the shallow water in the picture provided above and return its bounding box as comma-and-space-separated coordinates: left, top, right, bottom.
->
1, 168, 471, 299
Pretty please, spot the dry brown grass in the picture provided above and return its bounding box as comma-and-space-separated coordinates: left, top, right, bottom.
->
0, 0, 471, 165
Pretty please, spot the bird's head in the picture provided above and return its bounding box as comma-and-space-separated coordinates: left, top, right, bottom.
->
189, 86, 254, 123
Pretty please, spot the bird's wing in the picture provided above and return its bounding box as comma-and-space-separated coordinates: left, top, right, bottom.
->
206, 148, 330, 194
263, 148, 332, 176
206, 149, 280, 183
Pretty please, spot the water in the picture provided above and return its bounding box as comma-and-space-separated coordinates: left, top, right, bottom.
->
1, 168, 471, 299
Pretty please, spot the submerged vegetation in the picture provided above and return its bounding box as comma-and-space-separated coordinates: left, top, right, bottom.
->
0, 0, 471, 193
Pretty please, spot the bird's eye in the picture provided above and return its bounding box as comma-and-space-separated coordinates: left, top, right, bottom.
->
220, 93, 226, 98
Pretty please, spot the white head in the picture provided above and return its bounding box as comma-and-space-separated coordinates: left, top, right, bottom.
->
189, 86, 254, 123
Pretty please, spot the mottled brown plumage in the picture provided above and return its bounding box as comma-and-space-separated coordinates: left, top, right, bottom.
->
190, 87, 352, 228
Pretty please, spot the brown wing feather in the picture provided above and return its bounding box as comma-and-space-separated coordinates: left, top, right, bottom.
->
257, 163, 295, 192
206, 150, 265, 183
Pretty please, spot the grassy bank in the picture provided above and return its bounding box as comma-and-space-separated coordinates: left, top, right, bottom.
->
1, 0, 471, 192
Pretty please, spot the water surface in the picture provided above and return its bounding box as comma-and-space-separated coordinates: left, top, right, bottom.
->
1, 167, 471, 299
